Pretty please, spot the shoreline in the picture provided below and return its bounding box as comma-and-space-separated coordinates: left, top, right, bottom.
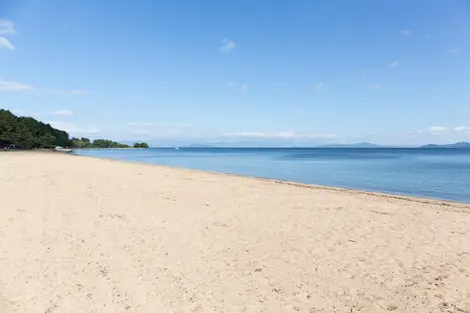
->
2, 151, 470, 312
70, 151, 470, 209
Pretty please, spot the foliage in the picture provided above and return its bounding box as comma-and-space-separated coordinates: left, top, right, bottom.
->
0, 109, 69, 149
133, 142, 150, 148
69, 138, 150, 149
88, 139, 130, 148
1, 109, 149, 150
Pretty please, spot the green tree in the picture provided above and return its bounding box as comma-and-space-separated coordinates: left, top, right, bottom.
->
133, 142, 150, 148
1, 109, 133, 150
0, 109, 69, 149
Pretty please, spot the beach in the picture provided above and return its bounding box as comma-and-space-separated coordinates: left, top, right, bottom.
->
1, 152, 469, 312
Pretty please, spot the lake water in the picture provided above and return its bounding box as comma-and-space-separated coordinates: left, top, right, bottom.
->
74, 148, 470, 203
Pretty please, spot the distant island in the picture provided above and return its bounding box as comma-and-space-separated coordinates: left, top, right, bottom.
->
317, 142, 381, 148
0, 109, 149, 149
420, 142, 470, 149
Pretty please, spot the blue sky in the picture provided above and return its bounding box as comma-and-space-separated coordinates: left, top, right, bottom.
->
1, 0, 469, 146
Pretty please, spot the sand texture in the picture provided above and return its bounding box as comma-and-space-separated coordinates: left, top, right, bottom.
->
1, 152, 470, 312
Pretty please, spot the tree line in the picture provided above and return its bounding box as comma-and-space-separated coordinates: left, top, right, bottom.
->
70, 137, 149, 149
0, 109, 149, 149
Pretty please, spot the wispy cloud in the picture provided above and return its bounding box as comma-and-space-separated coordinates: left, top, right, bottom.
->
388, 60, 400, 69
10, 110, 74, 117
46, 89, 90, 95
220, 39, 236, 52
11, 109, 24, 115
0, 37, 14, 50
127, 122, 156, 127
419, 126, 448, 135
50, 110, 74, 116
313, 82, 325, 92
368, 83, 382, 89
0, 19, 15, 35
0, 19, 15, 50
0, 80, 34, 91
46, 121, 100, 135
127, 122, 192, 128
131, 129, 154, 136
448, 48, 460, 55
454, 126, 470, 133
125, 122, 193, 139
227, 81, 249, 92
0, 79, 90, 95
425, 34, 433, 40
223, 131, 337, 140
399, 29, 411, 35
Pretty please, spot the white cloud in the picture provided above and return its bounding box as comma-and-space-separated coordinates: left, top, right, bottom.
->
425, 34, 433, 40
0, 79, 90, 95
399, 29, 411, 35
0, 80, 34, 91
313, 82, 325, 92
223, 131, 337, 140
0, 19, 15, 50
0, 19, 15, 35
419, 126, 448, 135
46, 121, 100, 135
220, 39, 236, 52
50, 110, 73, 116
368, 83, 382, 89
0, 37, 14, 50
388, 60, 400, 69
454, 126, 470, 133
11, 109, 24, 115
448, 48, 460, 55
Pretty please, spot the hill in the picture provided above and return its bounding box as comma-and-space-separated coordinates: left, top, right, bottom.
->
420, 142, 470, 149
0, 109, 69, 149
318, 142, 382, 148
1, 109, 148, 149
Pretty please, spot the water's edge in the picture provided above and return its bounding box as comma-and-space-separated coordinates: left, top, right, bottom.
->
69, 151, 470, 208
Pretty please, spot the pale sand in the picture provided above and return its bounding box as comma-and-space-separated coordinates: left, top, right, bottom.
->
1, 152, 470, 313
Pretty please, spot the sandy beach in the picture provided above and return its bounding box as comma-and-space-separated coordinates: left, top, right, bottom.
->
1, 152, 469, 312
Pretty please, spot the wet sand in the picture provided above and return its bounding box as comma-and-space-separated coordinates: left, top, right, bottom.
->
1, 151, 469, 312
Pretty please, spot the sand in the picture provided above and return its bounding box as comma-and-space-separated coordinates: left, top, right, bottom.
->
1, 151, 469, 313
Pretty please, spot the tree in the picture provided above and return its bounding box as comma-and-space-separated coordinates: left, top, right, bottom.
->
91, 139, 130, 148
1, 109, 138, 150
0, 109, 70, 149
133, 142, 149, 148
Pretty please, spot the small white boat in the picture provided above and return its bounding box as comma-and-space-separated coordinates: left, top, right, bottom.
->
55, 147, 73, 153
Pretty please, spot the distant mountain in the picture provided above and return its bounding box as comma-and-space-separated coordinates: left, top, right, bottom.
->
317, 142, 382, 148
420, 142, 470, 149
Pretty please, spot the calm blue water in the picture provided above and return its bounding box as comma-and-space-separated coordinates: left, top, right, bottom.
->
74, 148, 470, 203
